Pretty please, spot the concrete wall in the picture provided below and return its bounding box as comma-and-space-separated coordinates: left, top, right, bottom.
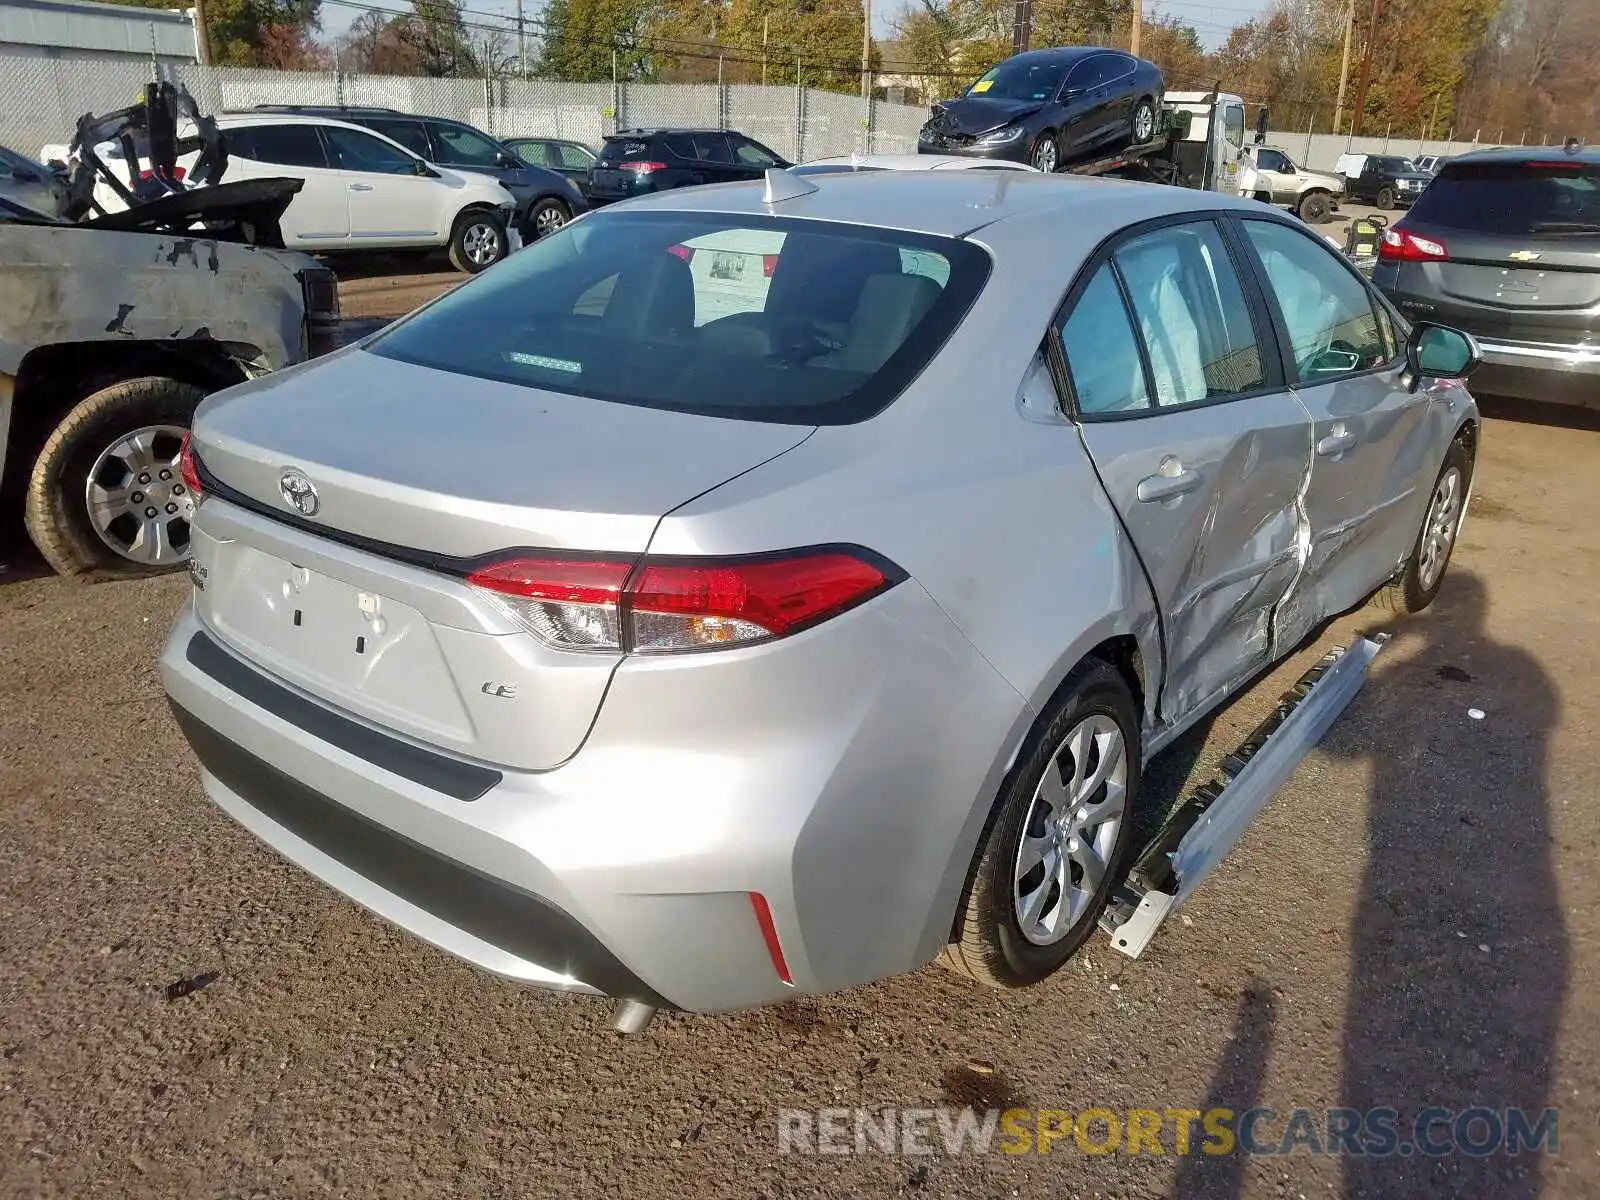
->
0, 0, 196, 60
1264, 129, 1555, 173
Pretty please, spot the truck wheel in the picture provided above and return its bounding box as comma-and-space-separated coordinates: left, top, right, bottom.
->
1376, 185, 1396, 210
1029, 132, 1061, 173
1131, 98, 1157, 145
23, 377, 205, 579
1297, 190, 1334, 223
447, 210, 508, 273
940, 660, 1140, 988
528, 197, 571, 240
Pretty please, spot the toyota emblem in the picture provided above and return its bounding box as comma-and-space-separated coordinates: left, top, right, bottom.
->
279, 468, 320, 517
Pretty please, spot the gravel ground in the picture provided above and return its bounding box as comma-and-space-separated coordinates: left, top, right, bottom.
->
1, 245, 1595, 1198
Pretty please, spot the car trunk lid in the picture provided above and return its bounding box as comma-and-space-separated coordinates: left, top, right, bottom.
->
188, 349, 814, 771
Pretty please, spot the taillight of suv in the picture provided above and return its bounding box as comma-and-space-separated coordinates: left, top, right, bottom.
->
466, 547, 904, 653
1379, 227, 1449, 262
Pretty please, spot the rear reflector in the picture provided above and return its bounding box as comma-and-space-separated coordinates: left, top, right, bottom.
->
748, 892, 793, 985
1378, 227, 1449, 262
179, 432, 204, 500
466, 546, 902, 653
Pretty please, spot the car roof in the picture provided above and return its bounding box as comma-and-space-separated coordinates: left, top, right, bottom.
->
1446, 144, 1600, 166
212, 112, 424, 141
598, 167, 1258, 240
609, 128, 734, 138
1000, 46, 1106, 65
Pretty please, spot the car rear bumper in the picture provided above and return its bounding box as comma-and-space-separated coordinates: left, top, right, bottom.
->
160, 578, 1028, 1012
1468, 338, 1600, 407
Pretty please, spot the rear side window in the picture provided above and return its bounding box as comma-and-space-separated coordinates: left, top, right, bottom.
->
227, 124, 327, 168
1240, 220, 1389, 381
557, 142, 596, 170
368, 210, 991, 425
1406, 161, 1600, 235
692, 134, 733, 163
1057, 265, 1151, 414
365, 118, 431, 158
1112, 222, 1267, 408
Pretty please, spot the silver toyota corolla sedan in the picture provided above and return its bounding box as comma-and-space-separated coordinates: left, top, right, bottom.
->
161, 168, 1481, 1022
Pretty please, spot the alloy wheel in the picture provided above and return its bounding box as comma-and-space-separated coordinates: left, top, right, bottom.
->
1013, 713, 1127, 945
84, 424, 194, 565
1134, 103, 1156, 143
1032, 137, 1058, 173
462, 221, 503, 267
1417, 465, 1463, 591
534, 204, 567, 238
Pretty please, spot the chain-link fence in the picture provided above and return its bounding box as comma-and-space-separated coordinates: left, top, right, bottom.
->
0, 46, 929, 166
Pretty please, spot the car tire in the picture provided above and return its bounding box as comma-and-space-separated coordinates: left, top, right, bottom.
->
527, 197, 571, 240
1297, 190, 1334, 223
23, 376, 205, 579
1373, 437, 1473, 615
1131, 98, 1157, 145
447, 209, 508, 274
940, 659, 1141, 988
1376, 185, 1396, 210
1029, 131, 1062, 173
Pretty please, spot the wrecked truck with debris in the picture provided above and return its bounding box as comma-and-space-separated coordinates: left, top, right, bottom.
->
1, 86, 349, 579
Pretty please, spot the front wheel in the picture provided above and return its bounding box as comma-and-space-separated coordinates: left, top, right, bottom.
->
1029, 132, 1061, 173
1376, 185, 1396, 210
940, 660, 1140, 988
527, 197, 571, 240
1375, 438, 1473, 614
23, 377, 205, 578
1297, 190, 1334, 223
447, 210, 508, 273
1131, 98, 1157, 145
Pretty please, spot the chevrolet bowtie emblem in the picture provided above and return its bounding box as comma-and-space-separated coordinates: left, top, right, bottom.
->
1509, 250, 1542, 262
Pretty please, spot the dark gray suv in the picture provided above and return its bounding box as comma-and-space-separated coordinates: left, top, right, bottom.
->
246, 106, 587, 241
1372, 146, 1600, 409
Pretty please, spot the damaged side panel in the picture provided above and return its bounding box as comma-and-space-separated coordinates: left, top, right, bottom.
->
1074, 392, 1315, 734
0, 224, 305, 380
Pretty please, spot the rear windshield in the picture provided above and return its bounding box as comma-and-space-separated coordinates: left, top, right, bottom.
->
367, 209, 991, 424
1406, 161, 1600, 235
597, 138, 656, 163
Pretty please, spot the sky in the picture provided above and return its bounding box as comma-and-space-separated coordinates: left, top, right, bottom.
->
318, 0, 1277, 57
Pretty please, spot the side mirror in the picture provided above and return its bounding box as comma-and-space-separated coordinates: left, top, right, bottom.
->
1402, 323, 1481, 392
499, 152, 521, 169
415, 160, 439, 178
1254, 107, 1268, 144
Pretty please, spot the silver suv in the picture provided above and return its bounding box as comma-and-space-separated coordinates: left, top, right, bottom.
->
1241, 144, 1346, 223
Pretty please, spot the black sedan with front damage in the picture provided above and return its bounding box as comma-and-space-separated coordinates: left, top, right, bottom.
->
918, 47, 1164, 172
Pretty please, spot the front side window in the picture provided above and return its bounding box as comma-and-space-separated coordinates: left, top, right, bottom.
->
558, 142, 597, 171
368, 210, 991, 425
1256, 149, 1289, 172
1240, 219, 1389, 381
732, 138, 780, 168
321, 126, 417, 174
434, 124, 505, 168
692, 134, 733, 164
1222, 104, 1246, 149
1113, 221, 1267, 408
1057, 264, 1151, 415
510, 139, 551, 166
365, 118, 431, 158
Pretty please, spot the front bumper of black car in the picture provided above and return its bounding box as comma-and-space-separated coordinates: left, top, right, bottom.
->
916, 136, 1032, 164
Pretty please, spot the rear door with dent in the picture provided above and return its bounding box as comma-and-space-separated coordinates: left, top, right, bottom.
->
1055, 216, 1313, 727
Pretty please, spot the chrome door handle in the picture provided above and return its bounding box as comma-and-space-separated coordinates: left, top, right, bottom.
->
349, 183, 374, 191
1317, 429, 1356, 457
1136, 468, 1202, 502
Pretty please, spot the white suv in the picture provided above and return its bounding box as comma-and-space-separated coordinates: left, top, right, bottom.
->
202, 114, 520, 272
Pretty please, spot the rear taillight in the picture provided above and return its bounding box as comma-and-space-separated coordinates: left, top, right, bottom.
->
762, 254, 779, 278
1379, 227, 1449, 262
621, 161, 667, 174
466, 547, 900, 653
667, 243, 695, 262
179, 432, 203, 500
139, 166, 186, 181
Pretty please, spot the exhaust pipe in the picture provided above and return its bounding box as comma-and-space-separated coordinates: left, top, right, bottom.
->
612, 999, 656, 1034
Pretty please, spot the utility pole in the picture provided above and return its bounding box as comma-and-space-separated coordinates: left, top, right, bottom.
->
1425, 91, 1441, 142
1348, 0, 1381, 137
190, 0, 210, 65
516, 0, 526, 76
1332, 0, 1353, 134
1011, 0, 1033, 55
1130, 0, 1142, 57
762, 15, 769, 86
860, 0, 872, 102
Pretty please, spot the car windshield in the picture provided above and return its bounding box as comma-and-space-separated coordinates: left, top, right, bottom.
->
1406, 161, 1600, 235
368, 210, 990, 425
967, 60, 1067, 102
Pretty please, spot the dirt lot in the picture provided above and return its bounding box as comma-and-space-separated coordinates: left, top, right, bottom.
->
2, 239, 1597, 1199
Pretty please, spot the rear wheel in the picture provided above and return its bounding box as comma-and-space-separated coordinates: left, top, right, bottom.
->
1376, 185, 1396, 210
1374, 438, 1473, 614
1131, 98, 1157, 145
528, 197, 571, 240
1297, 189, 1334, 223
940, 660, 1140, 988
1029, 132, 1061, 173
447, 209, 508, 273
23, 376, 205, 578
